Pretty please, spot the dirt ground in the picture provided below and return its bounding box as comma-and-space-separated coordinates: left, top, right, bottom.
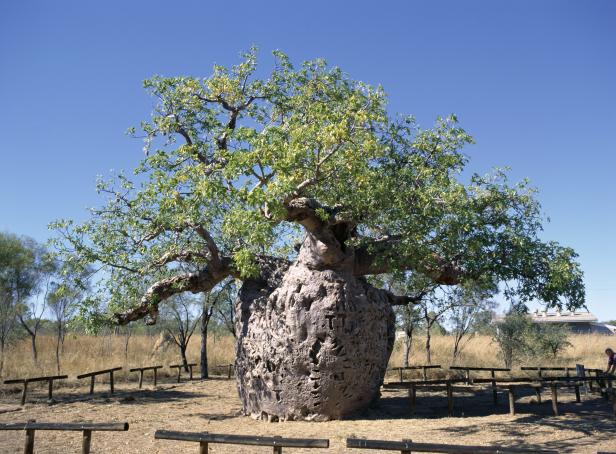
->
0, 376, 614, 453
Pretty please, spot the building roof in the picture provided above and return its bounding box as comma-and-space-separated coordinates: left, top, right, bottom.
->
494, 310, 598, 324
529, 310, 598, 323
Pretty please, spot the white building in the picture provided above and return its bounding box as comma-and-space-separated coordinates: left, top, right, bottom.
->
496, 309, 614, 335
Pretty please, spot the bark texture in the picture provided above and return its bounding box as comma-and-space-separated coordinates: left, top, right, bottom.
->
235, 252, 395, 421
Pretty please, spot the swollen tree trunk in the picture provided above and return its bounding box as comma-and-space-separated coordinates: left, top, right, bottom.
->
235, 236, 396, 421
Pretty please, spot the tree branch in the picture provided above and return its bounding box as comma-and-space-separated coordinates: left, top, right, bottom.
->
114, 258, 234, 325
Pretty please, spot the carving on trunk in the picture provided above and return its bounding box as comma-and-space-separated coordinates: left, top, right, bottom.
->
235, 252, 395, 421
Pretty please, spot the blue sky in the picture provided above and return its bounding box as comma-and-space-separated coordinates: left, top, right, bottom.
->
0, 1, 614, 319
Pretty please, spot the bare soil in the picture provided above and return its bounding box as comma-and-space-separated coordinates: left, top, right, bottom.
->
0, 376, 614, 453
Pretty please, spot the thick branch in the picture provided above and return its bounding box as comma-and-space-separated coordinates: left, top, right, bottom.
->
284, 197, 352, 267
114, 258, 234, 325
353, 237, 463, 285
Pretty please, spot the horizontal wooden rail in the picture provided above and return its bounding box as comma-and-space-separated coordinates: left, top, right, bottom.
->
347, 438, 413, 453
3, 375, 68, 405
169, 363, 197, 382
0, 422, 129, 431
450, 366, 511, 372
76, 367, 123, 379
155, 430, 329, 453
347, 438, 558, 453
4, 375, 68, 384
129, 365, 162, 388
521, 366, 577, 377
77, 367, 122, 395
0, 421, 128, 454
129, 365, 162, 372
384, 378, 469, 388
390, 365, 442, 382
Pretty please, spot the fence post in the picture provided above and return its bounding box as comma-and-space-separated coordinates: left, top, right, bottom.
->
89, 376, 95, 395
408, 384, 416, 414
109, 371, 114, 394
138, 370, 144, 389
491, 370, 497, 405
273, 435, 282, 454
508, 386, 516, 416
401, 438, 412, 454
24, 427, 35, 454
550, 385, 559, 416
154, 368, 158, 387
82, 429, 92, 454
199, 441, 208, 454
47, 379, 54, 402
20, 381, 28, 406
227, 364, 232, 379
446, 381, 453, 417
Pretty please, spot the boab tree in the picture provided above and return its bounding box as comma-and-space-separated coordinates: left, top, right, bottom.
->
51, 49, 584, 421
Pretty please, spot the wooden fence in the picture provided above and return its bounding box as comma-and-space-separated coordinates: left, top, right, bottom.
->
155, 430, 329, 453
347, 438, 559, 453
3, 374, 67, 405
0, 421, 128, 454
77, 367, 123, 395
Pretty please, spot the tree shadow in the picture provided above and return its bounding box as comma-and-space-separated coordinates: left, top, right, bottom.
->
356, 387, 616, 421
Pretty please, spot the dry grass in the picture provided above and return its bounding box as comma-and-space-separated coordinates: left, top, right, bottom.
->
0, 332, 612, 381
0, 333, 235, 381
0, 333, 615, 453
389, 333, 612, 370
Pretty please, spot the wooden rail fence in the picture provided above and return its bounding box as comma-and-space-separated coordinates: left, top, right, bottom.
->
3, 375, 68, 405
76, 367, 122, 395
449, 366, 511, 403
0, 421, 128, 454
129, 365, 162, 388
346, 438, 558, 453
217, 363, 234, 379
155, 430, 329, 453
390, 365, 442, 382
521, 366, 575, 377
169, 363, 197, 382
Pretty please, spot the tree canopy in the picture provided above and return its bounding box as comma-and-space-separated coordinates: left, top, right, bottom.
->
50, 49, 585, 327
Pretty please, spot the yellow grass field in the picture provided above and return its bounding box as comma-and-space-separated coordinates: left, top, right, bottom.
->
1, 333, 615, 453
0, 332, 612, 381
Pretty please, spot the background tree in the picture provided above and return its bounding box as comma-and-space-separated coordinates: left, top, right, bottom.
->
46, 263, 90, 373
0, 280, 17, 376
0, 233, 53, 363
534, 323, 572, 359
214, 281, 238, 338
50, 49, 586, 419
448, 285, 496, 363
163, 295, 200, 371
199, 281, 234, 378
491, 309, 535, 368
16, 248, 57, 363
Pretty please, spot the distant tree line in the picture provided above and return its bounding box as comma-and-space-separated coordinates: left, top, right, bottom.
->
0, 231, 238, 378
